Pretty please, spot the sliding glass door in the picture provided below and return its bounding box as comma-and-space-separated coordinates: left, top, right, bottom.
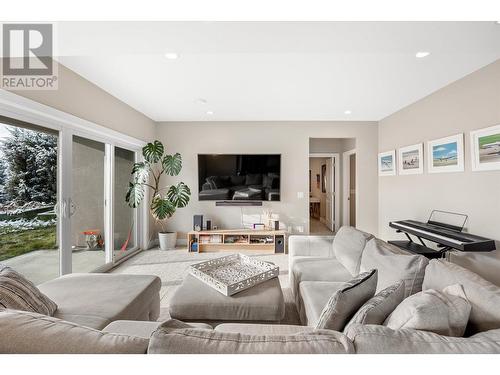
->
113, 146, 138, 261
0, 117, 59, 284
0, 111, 142, 283
71, 135, 107, 273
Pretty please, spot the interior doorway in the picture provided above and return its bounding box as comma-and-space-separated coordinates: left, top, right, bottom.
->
343, 149, 357, 228
308, 153, 339, 234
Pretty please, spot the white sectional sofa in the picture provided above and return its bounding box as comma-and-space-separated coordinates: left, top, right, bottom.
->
2, 226, 500, 354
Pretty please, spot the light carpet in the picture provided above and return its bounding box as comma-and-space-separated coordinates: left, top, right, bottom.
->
110, 249, 301, 325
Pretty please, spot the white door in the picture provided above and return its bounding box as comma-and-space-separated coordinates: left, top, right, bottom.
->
325, 158, 334, 231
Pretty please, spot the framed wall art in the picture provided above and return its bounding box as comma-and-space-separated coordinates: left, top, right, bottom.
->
378, 150, 396, 176
470, 124, 500, 172
398, 143, 423, 175
427, 134, 464, 173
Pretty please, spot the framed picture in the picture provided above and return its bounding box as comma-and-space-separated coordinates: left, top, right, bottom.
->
427, 133, 464, 173
398, 143, 423, 175
316, 174, 320, 188
470, 124, 500, 171
378, 150, 396, 176
321, 164, 326, 193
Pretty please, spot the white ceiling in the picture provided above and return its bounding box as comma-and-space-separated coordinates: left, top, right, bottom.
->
55, 22, 500, 122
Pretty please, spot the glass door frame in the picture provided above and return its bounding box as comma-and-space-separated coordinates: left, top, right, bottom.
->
0, 90, 147, 277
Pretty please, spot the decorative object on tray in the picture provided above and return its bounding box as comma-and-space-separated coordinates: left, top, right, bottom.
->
189, 253, 279, 296
470, 124, 500, 171
378, 150, 396, 176
427, 134, 464, 173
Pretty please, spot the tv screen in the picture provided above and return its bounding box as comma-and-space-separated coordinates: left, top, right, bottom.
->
198, 154, 281, 201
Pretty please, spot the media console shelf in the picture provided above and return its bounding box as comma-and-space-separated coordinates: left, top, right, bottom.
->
187, 229, 287, 253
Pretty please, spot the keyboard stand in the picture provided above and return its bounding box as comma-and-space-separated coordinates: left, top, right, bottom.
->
388, 240, 446, 259
389, 230, 451, 259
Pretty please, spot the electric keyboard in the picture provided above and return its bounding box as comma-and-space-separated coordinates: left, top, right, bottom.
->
389, 220, 496, 252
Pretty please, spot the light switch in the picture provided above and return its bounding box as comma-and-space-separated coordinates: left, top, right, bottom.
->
297, 192, 304, 199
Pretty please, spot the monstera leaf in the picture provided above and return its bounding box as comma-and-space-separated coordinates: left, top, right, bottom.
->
167, 182, 191, 208
131, 162, 150, 183
142, 141, 164, 163
125, 182, 145, 208
151, 195, 176, 220
162, 153, 182, 176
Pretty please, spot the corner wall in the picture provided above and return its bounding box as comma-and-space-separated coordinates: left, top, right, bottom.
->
378, 59, 500, 284
156, 121, 378, 239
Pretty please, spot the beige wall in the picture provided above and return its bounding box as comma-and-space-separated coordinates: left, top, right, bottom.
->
155, 121, 378, 240
378, 59, 500, 285
3, 61, 155, 142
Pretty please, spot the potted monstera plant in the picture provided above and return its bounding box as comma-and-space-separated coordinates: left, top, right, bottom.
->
125, 140, 191, 250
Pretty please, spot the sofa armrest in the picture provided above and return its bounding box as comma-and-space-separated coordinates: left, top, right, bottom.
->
288, 235, 335, 259
344, 324, 500, 354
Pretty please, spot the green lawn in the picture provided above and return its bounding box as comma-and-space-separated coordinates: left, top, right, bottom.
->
0, 226, 57, 261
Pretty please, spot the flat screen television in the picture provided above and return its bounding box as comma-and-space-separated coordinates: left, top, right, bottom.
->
198, 154, 281, 201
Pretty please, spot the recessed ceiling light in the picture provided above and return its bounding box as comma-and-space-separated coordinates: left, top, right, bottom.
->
344, 110, 352, 115
164, 52, 179, 60
206, 111, 214, 115
196, 98, 208, 105
416, 51, 430, 58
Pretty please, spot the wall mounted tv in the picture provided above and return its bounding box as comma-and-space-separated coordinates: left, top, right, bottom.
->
198, 154, 281, 201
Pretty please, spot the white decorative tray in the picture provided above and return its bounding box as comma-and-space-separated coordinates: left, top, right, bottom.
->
189, 253, 279, 296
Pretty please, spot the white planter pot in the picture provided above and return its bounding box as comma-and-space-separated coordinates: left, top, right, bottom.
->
158, 232, 177, 250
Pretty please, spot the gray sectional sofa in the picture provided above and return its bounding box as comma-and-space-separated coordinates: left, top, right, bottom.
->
2, 226, 500, 354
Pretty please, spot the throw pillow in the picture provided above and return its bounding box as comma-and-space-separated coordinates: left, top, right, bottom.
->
423, 259, 500, 334
245, 173, 263, 185
344, 280, 405, 332
333, 226, 374, 276
230, 175, 246, 186
360, 238, 428, 297
316, 269, 377, 331
0, 265, 58, 316
384, 284, 471, 337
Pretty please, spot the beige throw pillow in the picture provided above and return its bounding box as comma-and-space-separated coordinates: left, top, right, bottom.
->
423, 259, 500, 334
0, 265, 57, 316
316, 269, 377, 331
344, 280, 405, 333
384, 284, 471, 337
333, 226, 374, 276
360, 238, 428, 297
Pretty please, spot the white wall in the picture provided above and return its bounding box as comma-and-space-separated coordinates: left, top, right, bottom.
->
156, 121, 378, 240
378, 59, 500, 285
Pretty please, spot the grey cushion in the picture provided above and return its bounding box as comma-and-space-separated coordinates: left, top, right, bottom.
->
103, 320, 213, 339
299, 281, 346, 326
384, 284, 471, 337
169, 274, 285, 322
345, 324, 500, 354
316, 269, 378, 331
344, 280, 405, 333
0, 309, 149, 354
333, 226, 374, 276
0, 265, 57, 316
423, 259, 500, 334
215, 323, 316, 335
291, 257, 352, 307
148, 319, 354, 354
38, 273, 161, 329
360, 238, 428, 297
